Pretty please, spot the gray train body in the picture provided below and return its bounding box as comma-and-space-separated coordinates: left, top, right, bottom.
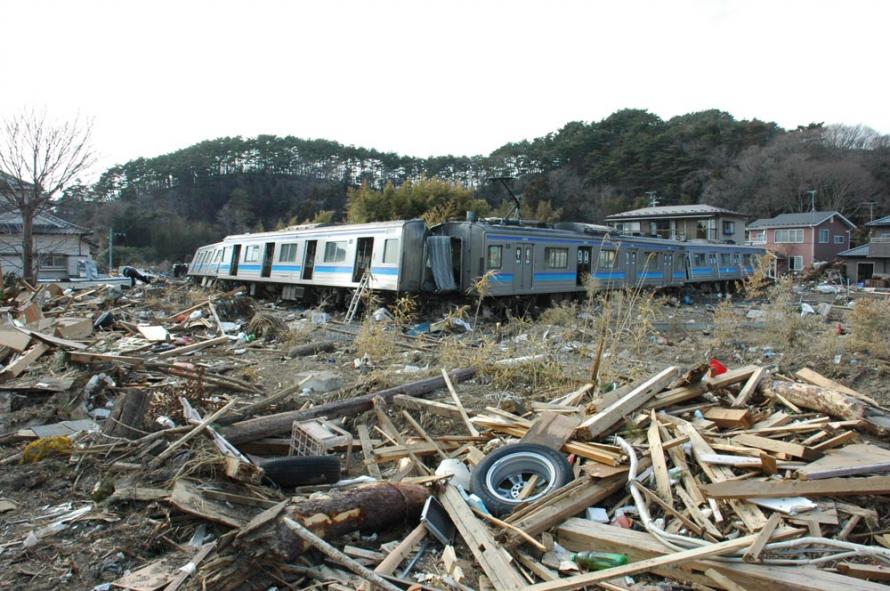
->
187, 218, 765, 300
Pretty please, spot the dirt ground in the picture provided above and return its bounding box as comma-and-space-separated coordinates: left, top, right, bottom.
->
1, 278, 889, 590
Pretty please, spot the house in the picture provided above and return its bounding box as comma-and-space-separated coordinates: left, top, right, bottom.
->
746, 211, 856, 274
604, 204, 748, 244
837, 215, 890, 283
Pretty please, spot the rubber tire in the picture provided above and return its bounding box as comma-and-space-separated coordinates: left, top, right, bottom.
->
470, 443, 572, 516
256, 455, 341, 488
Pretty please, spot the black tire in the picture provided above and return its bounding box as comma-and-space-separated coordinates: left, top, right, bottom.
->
256, 455, 341, 488
470, 443, 572, 516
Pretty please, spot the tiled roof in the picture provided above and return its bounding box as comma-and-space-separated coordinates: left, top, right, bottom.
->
0, 210, 90, 235
748, 211, 856, 230
866, 215, 890, 227
604, 204, 743, 220
837, 244, 870, 257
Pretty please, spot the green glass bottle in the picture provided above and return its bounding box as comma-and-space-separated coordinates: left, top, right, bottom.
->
570, 551, 629, 571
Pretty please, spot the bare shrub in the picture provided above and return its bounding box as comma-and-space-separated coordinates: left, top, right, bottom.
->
848, 297, 890, 356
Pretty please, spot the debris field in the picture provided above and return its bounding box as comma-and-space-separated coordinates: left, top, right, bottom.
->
1, 277, 890, 591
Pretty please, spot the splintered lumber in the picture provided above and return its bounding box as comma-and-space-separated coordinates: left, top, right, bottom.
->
150, 399, 237, 467
557, 519, 877, 591
220, 375, 313, 424
357, 423, 383, 479
704, 407, 754, 429
743, 512, 782, 562
374, 522, 427, 575
282, 517, 402, 591
68, 351, 146, 367
732, 433, 823, 461
392, 394, 462, 419
795, 368, 881, 408
732, 367, 766, 408
0, 341, 49, 379
102, 388, 150, 439
437, 484, 525, 591
221, 368, 476, 444
647, 410, 673, 503
0, 329, 31, 352
442, 368, 479, 437
701, 476, 890, 499
796, 444, 890, 480
522, 411, 580, 451
705, 365, 759, 391
836, 562, 890, 582
157, 335, 229, 358
374, 398, 431, 477
577, 366, 677, 438
524, 530, 785, 591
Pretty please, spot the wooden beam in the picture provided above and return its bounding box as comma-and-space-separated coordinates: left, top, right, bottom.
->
704, 407, 754, 429
442, 368, 479, 437
701, 476, 890, 499
374, 522, 427, 576
357, 423, 382, 479
706, 568, 752, 591
733, 433, 823, 461
392, 394, 462, 419
647, 410, 673, 503
836, 562, 890, 582
743, 512, 782, 562
577, 366, 677, 438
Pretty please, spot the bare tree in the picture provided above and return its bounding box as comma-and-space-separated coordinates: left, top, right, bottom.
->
0, 109, 95, 282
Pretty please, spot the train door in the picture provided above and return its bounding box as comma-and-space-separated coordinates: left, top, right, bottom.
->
303, 240, 317, 280
625, 249, 638, 284
261, 242, 275, 278
511, 244, 534, 292
577, 247, 591, 286
664, 253, 673, 286
229, 245, 241, 275
353, 237, 374, 282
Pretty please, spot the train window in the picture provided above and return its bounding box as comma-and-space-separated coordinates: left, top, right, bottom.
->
383, 239, 400, 264
732, 253, 740, 264
279, 243, 298, 262
597, 250, 616, 269
323, 241, 347, 262
244, 245, 260, 262
693, 253, 707, 266
487, 245, 502, 269
515, 247, 522, 264
545, 247, 568, 268
720, 253, 731, 266
709, 253, 717, 265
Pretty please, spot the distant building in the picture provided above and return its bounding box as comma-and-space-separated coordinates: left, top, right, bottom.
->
746, 211, 856, 274
0, 173, 94, 280
837, 215, 890, 283
604, 204, 748, 244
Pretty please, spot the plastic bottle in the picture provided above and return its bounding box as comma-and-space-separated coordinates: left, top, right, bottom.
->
570, 551, 629, 571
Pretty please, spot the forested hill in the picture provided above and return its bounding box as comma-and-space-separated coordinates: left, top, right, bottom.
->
56, 109, 890, 265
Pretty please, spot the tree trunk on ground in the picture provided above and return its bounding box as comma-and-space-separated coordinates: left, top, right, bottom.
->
102, 388, 149, 439
220, 367, 476, 444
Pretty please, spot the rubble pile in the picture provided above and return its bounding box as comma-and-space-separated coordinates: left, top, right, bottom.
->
1, 279, 890, 590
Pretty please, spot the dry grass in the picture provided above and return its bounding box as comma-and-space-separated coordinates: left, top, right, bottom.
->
247, 311, 287, 338
539, 301, 579, 326
354, 318, 399, 364
848, 297, 890, 357
712, 297, 742, 350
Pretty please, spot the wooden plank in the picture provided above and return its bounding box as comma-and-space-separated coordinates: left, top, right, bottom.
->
647, 410, 673, 503
635, 482, 703, 536
701, 476, 890, 499
1, 342, 49, 379
706, 568, 752, 591
812, 431, 856, 452
156, 335, 229, 358
442, 368, 479, 437
733, 433, 823, 461
797, 444, 890, 480
704, 407, 754, 429
392, 394, 462, 418
69, 350, 146, 367
437, 484, 525, 591
402, 411, 449, 460
836, 562, 890, 582
577, 366, 677, 438
732, 367, 766, 408
558, 518, 886, 591
676, 486, 723, 540
521, 411, 580, 451
373, 522, 426, 575
373, 400, 431, 478
523, 530, 782, 591
705, 365, 759, 391
0, 329, 31, 352
743, 512, 782, 562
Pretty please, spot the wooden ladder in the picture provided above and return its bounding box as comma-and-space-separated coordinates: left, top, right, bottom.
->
345, 272, 370, 323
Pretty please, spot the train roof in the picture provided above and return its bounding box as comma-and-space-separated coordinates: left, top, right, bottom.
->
223, 219, 422, 241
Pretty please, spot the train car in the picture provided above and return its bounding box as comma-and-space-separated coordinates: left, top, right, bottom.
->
684, 241, 764, 285
208, 220, 426, 300
187, 242, 225, 280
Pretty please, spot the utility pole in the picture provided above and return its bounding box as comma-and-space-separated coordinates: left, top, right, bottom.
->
645, 191, 659, 207
807, 190, 816, 212
864, 201, 877, 222
108, 228, 126, 273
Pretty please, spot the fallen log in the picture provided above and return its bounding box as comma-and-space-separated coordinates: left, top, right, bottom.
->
764, 381, 889, 436
221, 367, 475, 444
287, 340, 337, 358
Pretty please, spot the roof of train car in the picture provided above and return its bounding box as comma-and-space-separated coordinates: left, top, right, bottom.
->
222, 219, 421, 242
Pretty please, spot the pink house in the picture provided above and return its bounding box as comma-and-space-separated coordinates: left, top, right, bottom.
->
746, 211, 856, 274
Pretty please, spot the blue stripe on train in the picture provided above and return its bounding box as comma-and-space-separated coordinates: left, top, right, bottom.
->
490, 273, 514, 282
691, 267, 713, 276
239, 264, 261, 270
592, 271, 625, 279
534, 272, 575, 281
272, 264, 302, 272
315, 265, 353, 273
639, 271, 664, 279
370, 267, 399, 275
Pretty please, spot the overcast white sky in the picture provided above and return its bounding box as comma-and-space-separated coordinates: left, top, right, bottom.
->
2, 0, 888, 177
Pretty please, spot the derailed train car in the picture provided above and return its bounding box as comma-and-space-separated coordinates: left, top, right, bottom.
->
187, 216, 765, 302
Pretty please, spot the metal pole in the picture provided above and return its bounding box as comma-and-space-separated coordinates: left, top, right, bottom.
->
108, 227, 113, 273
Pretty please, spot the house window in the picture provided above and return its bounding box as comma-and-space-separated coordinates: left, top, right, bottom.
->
487, 245, 502, 269
696, 221, 710, 240
545, 247, 568, 268
723, 221, 735, 235
383, 239, 400, 264
38, 254, 67, 268
597, 250, 616, 269
278, 243, 298, 262
789, 256, 804, 271
323, 241, 347, 263
749, 231, 766, 244
818, 228, 829, 243
244, 245, 260, 262
775, 229, 804, 243
833, 235, 845, 244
